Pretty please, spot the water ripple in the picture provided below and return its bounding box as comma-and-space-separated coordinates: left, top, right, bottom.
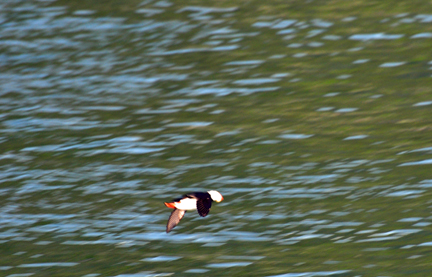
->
2, 1, 432, 276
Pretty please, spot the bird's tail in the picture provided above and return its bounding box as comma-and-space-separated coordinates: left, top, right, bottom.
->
164, 202, 176, 209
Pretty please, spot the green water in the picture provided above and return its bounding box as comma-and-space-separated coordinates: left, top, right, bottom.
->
1, 0, 432, 276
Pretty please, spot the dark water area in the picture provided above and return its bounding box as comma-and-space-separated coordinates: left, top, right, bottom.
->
1, 0, 432, 276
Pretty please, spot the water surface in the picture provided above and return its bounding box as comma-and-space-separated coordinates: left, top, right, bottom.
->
1, 0, 432, 276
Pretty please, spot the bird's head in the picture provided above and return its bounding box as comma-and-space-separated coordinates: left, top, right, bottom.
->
208, 190, 224, 202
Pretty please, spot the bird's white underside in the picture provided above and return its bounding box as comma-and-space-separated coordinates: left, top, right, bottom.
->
173, 198, 197, 210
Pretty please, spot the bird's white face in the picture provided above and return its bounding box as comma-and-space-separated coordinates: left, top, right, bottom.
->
208, 190, 224, 202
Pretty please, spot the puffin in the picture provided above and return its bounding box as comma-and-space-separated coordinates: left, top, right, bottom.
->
164, 190, 224, 233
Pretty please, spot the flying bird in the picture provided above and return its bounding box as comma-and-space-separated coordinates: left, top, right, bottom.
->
164, 190, 224, 233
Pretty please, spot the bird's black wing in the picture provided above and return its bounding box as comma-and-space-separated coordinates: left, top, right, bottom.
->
185, 192, 208, 199
196, 197, 212, 217
166, 209, 186, 233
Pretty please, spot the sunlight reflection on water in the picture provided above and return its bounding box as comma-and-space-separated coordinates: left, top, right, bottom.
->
2, 0, 432, 276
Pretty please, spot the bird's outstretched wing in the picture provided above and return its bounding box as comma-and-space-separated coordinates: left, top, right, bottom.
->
166, 209, 186, 233
196, 198, 212, 217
